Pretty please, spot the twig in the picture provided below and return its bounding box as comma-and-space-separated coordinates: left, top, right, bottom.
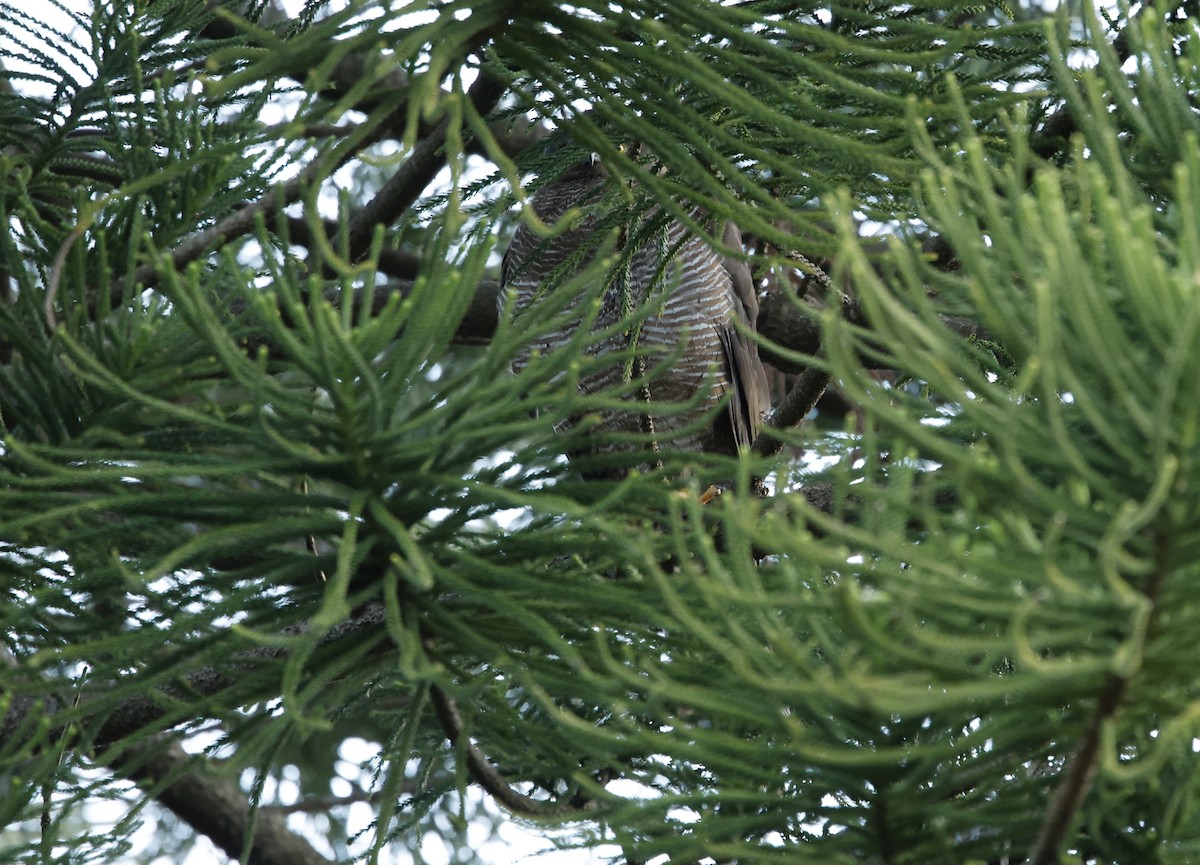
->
428, 684, 591, 818
1024, 673, 1127, 865
261, 791, 385, 813
44, 223, 87, 327
1024, 534, 1169, 864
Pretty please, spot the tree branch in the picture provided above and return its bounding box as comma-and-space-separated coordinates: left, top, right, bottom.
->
753, 367, 832, 456
1030, 0, 1165, 163
287, 216, 421, 280
197, 3, 547, 159
112, 734, 334, 865
338, 279, 500, 346
429, 684, 594, 818
1024, 532, 1169, 864
1024, 674, 1128, 865
0, 605, 387, 756
345, 70, 507, 263
338, 276, 987, 370
93, 147, 351, 317
93, 68, 504, 324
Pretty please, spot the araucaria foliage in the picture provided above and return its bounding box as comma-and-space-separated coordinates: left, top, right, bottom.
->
2, 1, 1198, 863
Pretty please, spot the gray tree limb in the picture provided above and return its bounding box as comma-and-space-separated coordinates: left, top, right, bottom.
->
114, 735, 334, 865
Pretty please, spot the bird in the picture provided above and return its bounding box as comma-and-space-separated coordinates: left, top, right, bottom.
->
500, 155, 770, 470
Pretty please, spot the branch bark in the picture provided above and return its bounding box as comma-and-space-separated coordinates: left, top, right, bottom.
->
1024, 532, 1169, 864
196, 3, 547, 159
345, 70, 507, 263
78, 68, 494, 319
753, 367, 831, 455
0, 605, 387, 756
429, 684, 593, 819
113, 734, 334, 865
337, 277, 986, 368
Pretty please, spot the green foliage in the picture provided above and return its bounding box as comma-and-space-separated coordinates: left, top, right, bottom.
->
2, 1, 1199, 864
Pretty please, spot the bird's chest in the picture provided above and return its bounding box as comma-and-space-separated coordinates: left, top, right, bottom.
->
513, 234, 734, 422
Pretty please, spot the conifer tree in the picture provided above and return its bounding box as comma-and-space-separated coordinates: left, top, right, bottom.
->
2, 1, 1198, 863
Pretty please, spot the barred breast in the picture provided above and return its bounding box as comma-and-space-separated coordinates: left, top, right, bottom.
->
501, 158, 768, 459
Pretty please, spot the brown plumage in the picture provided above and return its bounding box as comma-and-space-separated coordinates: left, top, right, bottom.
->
501, 157, 769, 462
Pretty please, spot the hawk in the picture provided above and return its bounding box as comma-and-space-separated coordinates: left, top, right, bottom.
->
501, 156, 770, 465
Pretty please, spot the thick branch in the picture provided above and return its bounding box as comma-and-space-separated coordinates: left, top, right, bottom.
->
756, 292, 827, 373
197, 4, 547, 159
288, 216, 421, 279
94, 145, 361, 316
346, 279, 500, 346
345, 71, 507, 263
343, 278, 987, 365
113, 735, 333, 865
753, 367, 832, 456
85, 66, 499, 317
0, 605, 387, 755
1030, 0, 1164, 164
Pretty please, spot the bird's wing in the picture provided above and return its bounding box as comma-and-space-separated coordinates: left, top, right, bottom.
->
719, 221, 770, 450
